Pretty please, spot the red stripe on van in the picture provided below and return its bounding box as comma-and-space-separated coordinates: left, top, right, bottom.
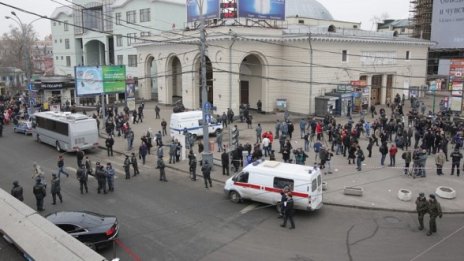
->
234, 182, 308, 198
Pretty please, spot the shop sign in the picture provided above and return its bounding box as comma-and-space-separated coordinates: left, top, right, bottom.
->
350, 80, 367, 87
41, 82, 63, 89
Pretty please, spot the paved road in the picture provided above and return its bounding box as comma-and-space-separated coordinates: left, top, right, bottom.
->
1, 127, 464, 261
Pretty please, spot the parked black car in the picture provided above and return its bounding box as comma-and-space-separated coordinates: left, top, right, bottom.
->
45, 211, 119, 249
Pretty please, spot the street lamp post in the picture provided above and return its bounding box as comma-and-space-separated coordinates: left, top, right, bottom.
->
5, 12, 41, 115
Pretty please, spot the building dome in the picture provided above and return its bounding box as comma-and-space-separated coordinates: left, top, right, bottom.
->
286, 0, 333, 20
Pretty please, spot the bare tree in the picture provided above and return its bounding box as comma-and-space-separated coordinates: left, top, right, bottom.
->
0, 24, 37, 78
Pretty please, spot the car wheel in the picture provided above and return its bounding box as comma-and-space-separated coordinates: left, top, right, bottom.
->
56, 141, 62, 152
229, 191, 241, 203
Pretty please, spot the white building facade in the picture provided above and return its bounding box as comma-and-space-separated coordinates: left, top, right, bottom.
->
50, 0, 185, 104
135, 25, 430, 115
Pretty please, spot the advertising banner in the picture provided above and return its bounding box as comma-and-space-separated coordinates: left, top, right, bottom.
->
75, 66, 103, 96
187, 0, 220, 22
450, 96, 462, 112
102, 66, 126, 93
75, 66, 126, 96
126, 77, 136, 111
431, 0, 464, 49
239, 0, 285, 20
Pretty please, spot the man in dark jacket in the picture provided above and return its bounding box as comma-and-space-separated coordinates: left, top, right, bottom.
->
95, 163, 107, 194
221, 150, 230, 176
105, 135, 114, 156
280, 192, 295, 229
33, 178, 46, 211
201, 160, 213, 189
450, 148, 462, 176
188, 151, 197, 181
11, 181, 24, 201
415, 192, 428, 231
76, 165, 88, 194
51, 173, 63, 205
76, 148, 85, 167
157, 157, 167, 182
124, 155, 131, 179
131, 153, 140, 176
427, 194, 442, 236
57, 155, 69, 178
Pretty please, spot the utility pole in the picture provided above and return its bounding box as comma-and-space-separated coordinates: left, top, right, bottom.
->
198, 0, 213, 166
308, 33, 313, 115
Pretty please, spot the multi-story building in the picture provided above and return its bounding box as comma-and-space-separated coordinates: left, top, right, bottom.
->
0, 67, 26, 95
31, 35, 54, 76
135, 0, 431, 115
49, 0, 185, 104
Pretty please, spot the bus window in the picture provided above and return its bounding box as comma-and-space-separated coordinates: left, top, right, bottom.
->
274, 177, 294, 190
312, 179, 317, 192
317, 175, 322, 186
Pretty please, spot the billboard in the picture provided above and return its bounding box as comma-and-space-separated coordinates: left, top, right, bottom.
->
187, 0, 220, 22
75, 66, 126, 96
431, 0, 464, 49
239, 0, 285, 20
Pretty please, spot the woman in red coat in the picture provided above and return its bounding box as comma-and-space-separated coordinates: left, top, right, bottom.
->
389, 144, 398, 167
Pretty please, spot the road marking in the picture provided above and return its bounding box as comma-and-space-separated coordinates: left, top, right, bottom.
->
240, 203, 260, 214
115, 239, 142, 261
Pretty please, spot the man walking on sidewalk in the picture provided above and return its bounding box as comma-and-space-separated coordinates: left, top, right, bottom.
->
50, 174, 63, 205
427, 194, 442, 236
280, 192, 295, 229
57, 156, 70, 178
221, 150, 230, 176
201, 160, 213, 189
415, 192, 428, 231
106, 135, 114, 156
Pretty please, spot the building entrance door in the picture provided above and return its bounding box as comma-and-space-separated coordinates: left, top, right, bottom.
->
371, 75, 383, 105
240, 81, 249, 105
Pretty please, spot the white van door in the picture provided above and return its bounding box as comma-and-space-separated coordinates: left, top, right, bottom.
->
233, 171, 252, 199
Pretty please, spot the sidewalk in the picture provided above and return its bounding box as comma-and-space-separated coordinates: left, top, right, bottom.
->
94, 93, 464, 213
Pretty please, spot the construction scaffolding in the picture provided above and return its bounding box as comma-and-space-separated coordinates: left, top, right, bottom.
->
409, 0, 432, 40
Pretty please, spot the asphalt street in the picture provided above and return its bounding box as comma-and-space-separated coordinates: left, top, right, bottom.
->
1, 127, 464, 261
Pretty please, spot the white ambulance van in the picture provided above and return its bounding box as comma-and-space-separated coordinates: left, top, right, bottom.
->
224, 160, 323, 211
169, 110, 222, 139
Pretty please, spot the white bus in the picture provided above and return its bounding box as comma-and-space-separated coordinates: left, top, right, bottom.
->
32, 111, 99, 152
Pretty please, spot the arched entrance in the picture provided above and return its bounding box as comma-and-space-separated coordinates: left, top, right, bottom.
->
194, 56, 213, 107
166, 56, 182, 104
146, 56, 157, 100
84, 40, 106, 66
239, 54, 263, 109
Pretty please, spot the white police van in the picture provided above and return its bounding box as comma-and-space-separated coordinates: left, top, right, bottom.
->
169, 110, 222, 139
224, 160, 323, 211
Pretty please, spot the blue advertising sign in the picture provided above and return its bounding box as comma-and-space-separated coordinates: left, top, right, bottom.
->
239, 0, 286, 20
187, 0, 220, 22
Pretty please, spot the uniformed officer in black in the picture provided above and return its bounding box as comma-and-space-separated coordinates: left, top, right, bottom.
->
33, 178, 46, 211
124, 155, 131, 179
415, 192, 428, 230
131, 152, 140, 176
280, 192, 295, 229
450, 148, 462, 176
51, 173, 63, 205
201, 160, 213, 189
221, 149, 230, 176
95, 162, 107, 194
11, 181, 24, 201
76, 165, 88, 194
427, 194, 442, 236
188, 151, 197, 181
106, 135, 114, 156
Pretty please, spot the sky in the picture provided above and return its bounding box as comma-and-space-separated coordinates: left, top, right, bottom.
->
0, 0, 411, 39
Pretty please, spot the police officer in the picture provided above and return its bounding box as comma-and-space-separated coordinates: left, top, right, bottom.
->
188, 151, 197, 181
105, 135, 114, 156
280, 192, 295, 229
201, 160, 212, 189
450, 148, 462, 176
106, 163, 115, 192
11, 181, 24, 201
278, 186, 289, 218
76, 165, 88, 194
51, 173, 63, 205
157, 157, 167, 182
95, 162, 107, 194
33, 178, 46, 211
131, 152, 140, 176
221, 150, 230, 176
124, 155, 131, 179
415, 192, 428, 231
76, 148, 85, 167
427, 194, 442, 236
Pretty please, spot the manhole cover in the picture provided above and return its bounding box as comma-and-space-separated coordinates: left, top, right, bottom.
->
384, 216, 401, 224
